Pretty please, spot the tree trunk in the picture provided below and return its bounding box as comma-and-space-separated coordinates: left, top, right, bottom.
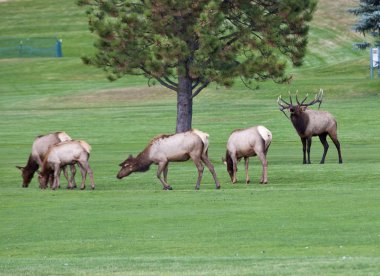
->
176, 75, 193, 133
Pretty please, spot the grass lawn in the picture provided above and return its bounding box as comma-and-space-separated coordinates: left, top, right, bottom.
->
1, 0, 380, 275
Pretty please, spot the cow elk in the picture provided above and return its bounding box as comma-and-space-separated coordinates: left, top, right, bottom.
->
38, 140, 94, 190
117, 129, 220, 190
16, 132, 76, 188
277, 89, 343, 164
224, 126, 272, 184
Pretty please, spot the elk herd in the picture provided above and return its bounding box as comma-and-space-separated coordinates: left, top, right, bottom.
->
16, 89, 343, 190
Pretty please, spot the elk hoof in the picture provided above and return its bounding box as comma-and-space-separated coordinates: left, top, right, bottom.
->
246, 179, 251, 184
216, 185, 221, 190
91, 186, 95, 190
80, 186, 85, 190
163, 186, 172, 190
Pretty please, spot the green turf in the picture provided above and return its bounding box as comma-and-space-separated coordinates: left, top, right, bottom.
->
1, 0, 380, 275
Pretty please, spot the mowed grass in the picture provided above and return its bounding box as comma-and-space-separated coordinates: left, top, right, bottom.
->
1, 0, 380, 275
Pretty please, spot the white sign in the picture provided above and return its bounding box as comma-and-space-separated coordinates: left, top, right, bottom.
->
372, 48, 379, 67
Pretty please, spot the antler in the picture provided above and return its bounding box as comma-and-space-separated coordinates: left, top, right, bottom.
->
296, 90, 309, 105
300, 89, 323, 109
277, 95, 291, 119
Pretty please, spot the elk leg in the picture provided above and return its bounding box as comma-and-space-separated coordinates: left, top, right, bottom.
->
83, 162, 95, 190
329, 133, 343, 164
49, 173, 54, 189
244, 157, 250, 184
257, 152, 268, 184
156, 161, 172, 190
301, 138, 307, 164
192, 158, 204, 190
62, 166, 73, 189
306, 137, 312, 164
163, 163, 169, 183
70, 164, 77, 188
77, 162, 87, 190
52, 164, 61, 190
201, 153, 220, 189
319, 133, 329, 164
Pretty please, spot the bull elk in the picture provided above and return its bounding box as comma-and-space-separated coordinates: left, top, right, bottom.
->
116, 129, 220, 190
277, 89, 343, 164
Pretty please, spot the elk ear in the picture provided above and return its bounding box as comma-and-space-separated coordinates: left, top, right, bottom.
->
16, 166, 24, 171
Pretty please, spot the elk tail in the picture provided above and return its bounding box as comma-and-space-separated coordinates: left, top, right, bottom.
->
79, 140, 92, 154
257, 126, 272, 150
57, 131, 72, 142
192, 129, 210, 155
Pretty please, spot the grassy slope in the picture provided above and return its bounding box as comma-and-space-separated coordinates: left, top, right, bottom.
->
1, 0, 380, 275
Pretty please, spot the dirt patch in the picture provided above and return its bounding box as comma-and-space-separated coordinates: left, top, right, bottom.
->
76, 86, 175, 104
37, 86, 176, 108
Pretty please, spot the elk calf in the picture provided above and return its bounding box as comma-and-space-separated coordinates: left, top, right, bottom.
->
277, 89, 343, 164
38, 140, 94, 190
117, 129, 220, 190
224, 125, 272, 184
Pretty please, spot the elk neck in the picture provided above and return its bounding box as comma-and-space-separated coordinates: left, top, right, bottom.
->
134, 147, 154, 172
291, 111, 309, 136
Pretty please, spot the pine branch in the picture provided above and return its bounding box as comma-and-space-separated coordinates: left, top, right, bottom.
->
140, 66, 178, 92
163, 76, 178, 88
191, 80, 210, 99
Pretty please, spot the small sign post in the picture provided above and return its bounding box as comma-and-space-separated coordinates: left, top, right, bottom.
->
370, 47, 380, 79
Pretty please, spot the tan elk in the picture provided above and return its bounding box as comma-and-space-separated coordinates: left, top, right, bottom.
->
16, 132, 76, 188
224, 126, 272, 184
277, 89, 343, 164
38, 140, 94, 190
117, 129, 220, 190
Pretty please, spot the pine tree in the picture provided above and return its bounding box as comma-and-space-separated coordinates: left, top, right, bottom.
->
349, 0, 380, 46
78, 0, 316, 133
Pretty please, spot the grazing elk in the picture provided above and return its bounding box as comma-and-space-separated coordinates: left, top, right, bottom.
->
38, 140, 94, 190
117, 129, 220, 190
277, 89, 343, 164
224, 126, 272, 184
16, 132, 76, 188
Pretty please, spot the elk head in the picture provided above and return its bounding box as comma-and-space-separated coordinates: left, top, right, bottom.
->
117, 155, 136, 179
16, 165, 35, 188
277, 89, 324, 118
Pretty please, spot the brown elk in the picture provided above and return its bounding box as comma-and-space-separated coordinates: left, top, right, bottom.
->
16, 132, 76, 188
224, 126, 272, 184
38, 140, 94, 190
277, 89, 343, 164
116, 129, 220, 190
